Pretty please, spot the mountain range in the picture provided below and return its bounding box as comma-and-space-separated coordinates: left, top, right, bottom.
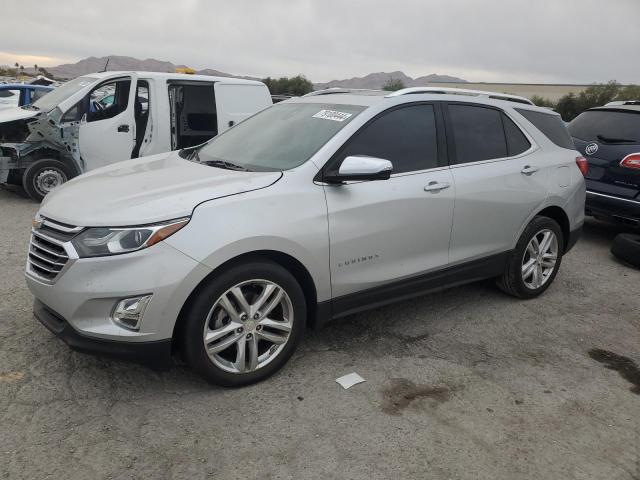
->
313, 71, 466, 90
6, 55, 468, 89
43, 55, 261, 81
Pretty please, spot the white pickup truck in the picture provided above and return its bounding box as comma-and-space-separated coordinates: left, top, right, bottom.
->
0, 71, 272, 200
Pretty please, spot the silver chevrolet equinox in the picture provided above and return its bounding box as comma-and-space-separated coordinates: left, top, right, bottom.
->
26, 87, 586, 386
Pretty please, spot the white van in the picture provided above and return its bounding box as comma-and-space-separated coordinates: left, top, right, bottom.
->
0, 71, 272, 200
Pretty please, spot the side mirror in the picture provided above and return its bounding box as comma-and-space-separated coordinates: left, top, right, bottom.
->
324, 155, 393, 183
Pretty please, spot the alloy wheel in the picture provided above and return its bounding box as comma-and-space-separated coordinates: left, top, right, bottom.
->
521, 228, 559, 289
202, 279, 293, 374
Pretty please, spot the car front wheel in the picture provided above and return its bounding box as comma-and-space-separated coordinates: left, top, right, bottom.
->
182, 260, 306, 387
498, 215, 564, 299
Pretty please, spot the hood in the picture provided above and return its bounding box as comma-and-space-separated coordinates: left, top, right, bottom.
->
0, 107, 40, 123
39, 151, 282, 226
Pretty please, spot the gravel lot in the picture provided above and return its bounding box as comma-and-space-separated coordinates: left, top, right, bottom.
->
1, 185, 638, 480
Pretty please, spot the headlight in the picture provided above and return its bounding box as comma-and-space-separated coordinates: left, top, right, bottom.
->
71, 218, 189, 258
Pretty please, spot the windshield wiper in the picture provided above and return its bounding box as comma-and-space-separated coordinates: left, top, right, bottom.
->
597, 134, 637, 144
202, 159, 249, 171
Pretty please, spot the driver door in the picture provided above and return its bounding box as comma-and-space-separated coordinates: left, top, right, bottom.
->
78, 75, 137, 171
323, 103, 455, 303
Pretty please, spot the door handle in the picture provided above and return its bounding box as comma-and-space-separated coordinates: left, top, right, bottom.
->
117, 124, 130, 133
424, 181, 451, 192
521, 165, 539, 175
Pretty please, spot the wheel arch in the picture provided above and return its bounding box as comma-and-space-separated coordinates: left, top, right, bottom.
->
171, 249, 320, 356
536, 205, 570, 252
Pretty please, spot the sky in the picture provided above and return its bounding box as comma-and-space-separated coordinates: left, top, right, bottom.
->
2, 0, 639, 84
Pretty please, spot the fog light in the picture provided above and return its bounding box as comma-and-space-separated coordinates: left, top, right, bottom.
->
112, 295, 152, 331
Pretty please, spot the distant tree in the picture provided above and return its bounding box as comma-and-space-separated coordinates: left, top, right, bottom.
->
19, 65, 24, 72
554, 81, 624, 121
382, 77, 405, 91
555, 93, 582, 121
617, 84, 640, 101
34, 64, 38, 71
37, 66, 55, 80
14, 62, 19, 68
262, 75, 313, 96
530, 95, 556, 108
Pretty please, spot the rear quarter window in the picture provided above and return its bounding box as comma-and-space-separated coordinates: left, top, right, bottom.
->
515, 108, 575, 150
502, 113, 531, 156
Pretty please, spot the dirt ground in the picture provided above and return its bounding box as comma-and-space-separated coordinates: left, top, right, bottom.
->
0, 185, 638, 480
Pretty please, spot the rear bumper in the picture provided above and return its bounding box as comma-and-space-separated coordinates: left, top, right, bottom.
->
586, 190, 640, 225
34, 299, 173, 369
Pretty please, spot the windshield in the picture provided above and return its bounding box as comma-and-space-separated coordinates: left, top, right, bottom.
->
30, 76, 97, 111
196, 102, 365, 171
569, 109, 640, 143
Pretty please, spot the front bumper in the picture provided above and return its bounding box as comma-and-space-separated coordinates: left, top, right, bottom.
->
586, 190, 640, 225
26, 240, 212, 347
34, 299, 173, 369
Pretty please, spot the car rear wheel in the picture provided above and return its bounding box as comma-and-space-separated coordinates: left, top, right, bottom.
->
22, 159, 76, 202
182, 260, 306, 387
498, 216, 564, 299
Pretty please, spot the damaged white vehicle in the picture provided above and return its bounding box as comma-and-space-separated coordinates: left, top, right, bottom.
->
0, 72, 272, 200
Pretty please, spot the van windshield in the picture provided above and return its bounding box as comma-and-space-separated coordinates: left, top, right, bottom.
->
196, 103, 365, 171
30, 76, 97, 112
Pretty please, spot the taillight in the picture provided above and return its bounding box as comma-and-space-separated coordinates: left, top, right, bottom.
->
620, 153, 640, 169
575, 156, 589, 176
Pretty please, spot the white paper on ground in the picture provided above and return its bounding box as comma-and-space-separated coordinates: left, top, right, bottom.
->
335, 372, 366, 389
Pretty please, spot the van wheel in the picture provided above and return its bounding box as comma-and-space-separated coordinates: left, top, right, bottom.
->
498, 216, 564, 299
22, 159, 75, 202
182, 260, 306, 387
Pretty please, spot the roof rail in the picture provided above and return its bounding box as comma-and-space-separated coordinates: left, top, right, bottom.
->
605, 100, 640, 106
385, 87, 534, 105
304, 88, 382, 97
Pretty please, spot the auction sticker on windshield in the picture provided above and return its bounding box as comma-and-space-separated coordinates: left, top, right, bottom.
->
312, 110, 353, 122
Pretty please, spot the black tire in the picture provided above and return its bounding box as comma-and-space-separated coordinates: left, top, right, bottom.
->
182, 259, 306, 387
611, 234, 640, 268
497, 216, 564, 299
22, 159, 76, 202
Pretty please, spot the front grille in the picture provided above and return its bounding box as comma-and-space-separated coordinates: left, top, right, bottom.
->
27, 218, 82, 282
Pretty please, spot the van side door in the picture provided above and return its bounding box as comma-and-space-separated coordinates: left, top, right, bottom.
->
444, 102, 547, 265
214, 83, 272, 133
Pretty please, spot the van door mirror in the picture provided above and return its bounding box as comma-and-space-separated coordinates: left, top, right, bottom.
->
324, 155, 393, 183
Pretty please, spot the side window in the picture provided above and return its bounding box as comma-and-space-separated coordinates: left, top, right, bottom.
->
448, 104, 507, 164
502, 113, 531, 156
61, 100, 84, 123
0, 89, 20, 108
337, 104, 439, 174
87, 78, 131, 123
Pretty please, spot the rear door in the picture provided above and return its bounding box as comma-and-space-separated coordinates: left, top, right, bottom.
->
214, 83, 272, 133
78, 74, 137, 170
445, 103, 546, 264
569, 108, 640, 199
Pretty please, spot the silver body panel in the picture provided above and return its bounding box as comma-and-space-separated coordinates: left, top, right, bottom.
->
26, 91, 586, 344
